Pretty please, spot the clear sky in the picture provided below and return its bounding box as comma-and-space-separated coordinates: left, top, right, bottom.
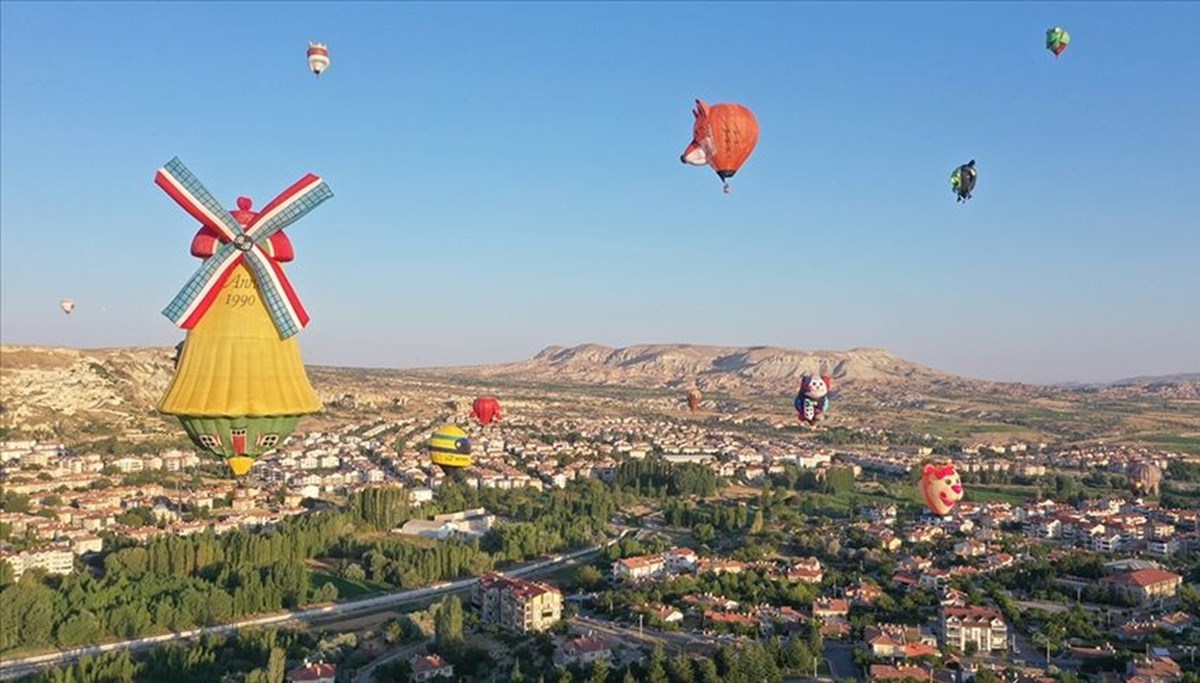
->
2, 2, 1198, 384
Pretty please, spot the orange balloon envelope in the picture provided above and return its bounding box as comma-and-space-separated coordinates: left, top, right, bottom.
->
472, 396, 501, 426
680, 99, 760, 191
920, 463, 964, 516
686, 389, 702, 413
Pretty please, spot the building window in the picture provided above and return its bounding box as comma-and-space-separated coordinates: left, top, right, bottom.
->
257, 433, 280, 448
197, 434, 222, 451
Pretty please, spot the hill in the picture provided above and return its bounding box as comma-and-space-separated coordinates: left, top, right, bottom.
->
461, 343, 971, 394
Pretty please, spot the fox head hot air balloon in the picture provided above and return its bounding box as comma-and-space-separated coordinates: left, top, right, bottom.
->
307, 42, 330, 76
472, 396, 501, 426
428, 424, 472, 473
681, 99, 760, 193
155, 158, 332, 477
60, 299, 75, 315
921, 463, 964, 516
687, 388, 702, 413
951, 160, 977, 202
1046, 27, 1070, 57
794, 374, 832, 425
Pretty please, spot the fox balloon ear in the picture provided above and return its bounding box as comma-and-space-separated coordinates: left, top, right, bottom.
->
695, 99, 709, 115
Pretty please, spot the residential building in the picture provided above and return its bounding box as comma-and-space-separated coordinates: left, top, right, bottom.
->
612, 554, 666, 582
941, 606, 1008, 652
473, 572, 562, 633
286, 661, 336, 683
0, 547, 74, 579
557, 636, 612, 666
410, 655, 454, 682
1102, 569, 1184, 603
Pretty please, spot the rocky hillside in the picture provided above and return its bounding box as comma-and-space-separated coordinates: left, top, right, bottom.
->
465, 343, 969, 394
0, 345, 177, 435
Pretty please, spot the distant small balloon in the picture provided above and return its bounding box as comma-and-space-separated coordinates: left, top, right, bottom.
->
307, 42, 330, 77
60, 299, 75, 315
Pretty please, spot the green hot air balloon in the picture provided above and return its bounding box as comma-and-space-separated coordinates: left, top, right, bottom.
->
1046, 27, 1070, 58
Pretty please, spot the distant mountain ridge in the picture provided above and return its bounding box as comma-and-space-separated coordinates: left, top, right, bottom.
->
464, 343, 966, 393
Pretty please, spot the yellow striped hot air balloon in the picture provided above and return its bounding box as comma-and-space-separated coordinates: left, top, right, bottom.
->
428, 424, 472, 472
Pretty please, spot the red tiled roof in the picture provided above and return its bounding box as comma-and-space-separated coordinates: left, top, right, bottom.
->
287, 662, 336, 681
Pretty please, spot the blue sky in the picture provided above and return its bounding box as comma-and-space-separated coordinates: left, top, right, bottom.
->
2, 2, 1198, 384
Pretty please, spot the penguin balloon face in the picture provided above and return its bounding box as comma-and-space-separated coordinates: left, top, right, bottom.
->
802, 374, 830, 400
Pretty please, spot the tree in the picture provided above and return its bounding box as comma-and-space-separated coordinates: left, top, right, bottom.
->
975, 670, 998, 683
647, 646, 669, 683
589, 659, 610, 683
576, 565, 605, 591
317, 582, 338, 603
750, 510, 765, 534
435, 594, 464, 646
696, 659, 721, 683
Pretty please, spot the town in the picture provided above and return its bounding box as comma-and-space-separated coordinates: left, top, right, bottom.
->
2, 398, 1198, 683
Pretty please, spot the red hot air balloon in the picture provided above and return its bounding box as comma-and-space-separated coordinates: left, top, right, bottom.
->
472, 396, 501, 426
680, 99, 760, 193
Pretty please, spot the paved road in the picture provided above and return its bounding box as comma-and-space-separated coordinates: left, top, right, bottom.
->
0, 541, 615, 682
824, 642, 858, 681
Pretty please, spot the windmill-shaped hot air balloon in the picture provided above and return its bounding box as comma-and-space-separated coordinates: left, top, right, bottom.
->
307, 42, 330, 76
155, 158, 332, 477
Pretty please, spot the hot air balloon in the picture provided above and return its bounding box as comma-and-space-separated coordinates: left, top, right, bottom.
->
794, 374, 832, 425
1129, 462, 1163, 496
428, 424, 472, 473
472, 396, 502, 426
1046, 27, 1070, 57
60, 299, 75, 315
920, 463, 964, 516
155, 158, 332, 477
951, 160, 977, 202
307, 42, 330, 76
681, 99, 760, 193
686, 388, 702, 413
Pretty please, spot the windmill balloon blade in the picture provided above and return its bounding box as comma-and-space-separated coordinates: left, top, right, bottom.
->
158, 158, 245, 241
242, 247, 303, 339
244, 176, 333, 241
162, 243, 242, 327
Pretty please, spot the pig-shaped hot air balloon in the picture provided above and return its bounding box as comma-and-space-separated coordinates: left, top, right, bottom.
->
681, 99, 759, 193
921, 463, 964, 516
794, 374, 832, 425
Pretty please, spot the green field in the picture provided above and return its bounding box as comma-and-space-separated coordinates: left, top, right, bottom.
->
1137, 433, 1200, 454
309, 571, 391, 600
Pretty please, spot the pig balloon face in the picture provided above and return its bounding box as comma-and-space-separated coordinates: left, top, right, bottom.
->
921, 464, 964, 516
